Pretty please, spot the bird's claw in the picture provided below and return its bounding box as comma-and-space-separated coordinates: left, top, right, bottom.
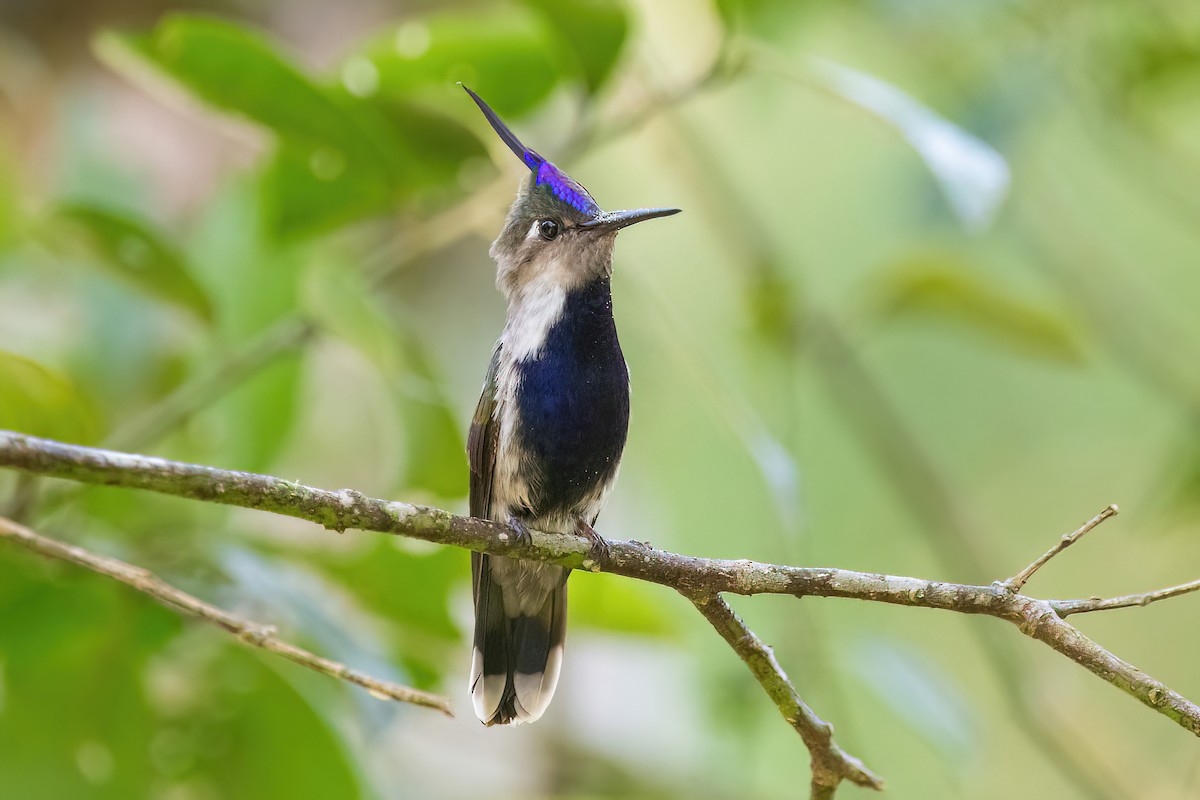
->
576, 519, 611, 562
506, 516, 533, 548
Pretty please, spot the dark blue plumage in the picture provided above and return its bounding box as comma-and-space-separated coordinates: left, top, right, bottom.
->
515, 278, 630, 518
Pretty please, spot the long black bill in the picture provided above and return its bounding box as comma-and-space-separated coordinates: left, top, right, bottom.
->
578, 207, 682, 233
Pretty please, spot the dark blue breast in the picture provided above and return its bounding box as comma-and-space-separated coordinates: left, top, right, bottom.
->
515, 278, 630, 518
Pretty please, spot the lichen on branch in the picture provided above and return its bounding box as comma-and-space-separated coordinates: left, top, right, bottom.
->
3, 429, 1200, 798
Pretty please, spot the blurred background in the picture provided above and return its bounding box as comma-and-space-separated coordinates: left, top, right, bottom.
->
2, 0, 1200, 797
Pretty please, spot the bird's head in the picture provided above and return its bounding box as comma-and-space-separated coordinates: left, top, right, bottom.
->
462, 85, 680, 303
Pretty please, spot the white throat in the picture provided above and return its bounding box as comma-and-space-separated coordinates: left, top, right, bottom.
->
499, 267, 568, 362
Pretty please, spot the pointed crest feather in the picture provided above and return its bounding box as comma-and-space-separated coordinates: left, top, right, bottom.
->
461, 83, 600, 218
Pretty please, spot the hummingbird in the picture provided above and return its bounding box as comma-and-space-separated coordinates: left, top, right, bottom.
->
462, 85, 680, 726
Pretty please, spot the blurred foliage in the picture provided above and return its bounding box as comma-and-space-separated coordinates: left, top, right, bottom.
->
3, 0, 1200, 798
47, 201, 215, 323
0, 350, 100, 442
869, 256, 1082, 363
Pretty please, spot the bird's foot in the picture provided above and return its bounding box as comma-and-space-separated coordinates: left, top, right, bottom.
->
576, 518, 611, 563
506, 516, 533, 548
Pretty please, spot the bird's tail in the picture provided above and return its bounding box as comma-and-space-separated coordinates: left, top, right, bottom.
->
469, 553, 567, 725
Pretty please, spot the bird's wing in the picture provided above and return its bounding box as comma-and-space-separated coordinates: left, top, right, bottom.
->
468, 345, 502, 523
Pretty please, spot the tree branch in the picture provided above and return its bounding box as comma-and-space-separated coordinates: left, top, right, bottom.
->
4, 431, 1200, 795
0, 514, 450, 715
689, 592, 883, 795
659, 103, 1128, 797
1051, 578, 1200, 617
805, 314, 1134, 799
1003, 504, 1119, 593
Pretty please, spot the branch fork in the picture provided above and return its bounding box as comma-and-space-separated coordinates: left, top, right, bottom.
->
3, 432, 1199, 798
1002, 504, 1119, 593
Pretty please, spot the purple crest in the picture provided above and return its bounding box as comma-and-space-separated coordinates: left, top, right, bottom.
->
462, 85, 601, 218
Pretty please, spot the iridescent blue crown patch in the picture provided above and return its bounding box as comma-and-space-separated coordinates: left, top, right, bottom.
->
463, 85, 601, 218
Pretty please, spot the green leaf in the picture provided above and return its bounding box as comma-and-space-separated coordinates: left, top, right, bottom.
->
359, 9, 560, 116
220, 352, 304, 473
47, 202, 214, 323
299, 256, 404, 375
193, 646, 366, 798
0, 551, 363, 798
261, 144, 396, 238
190, 184, 307, 471
371, 99, 490, 188
99, 15, 492, 237
0, 564, 181, 798
323, 538, 463, 643
241, 537, 462, 689
96, 16, 407, 213
523, 0, 629, 93
0, 352, 101, 443
261, 101, 485, 237
96, 16, 376, 155
190, 178, 303, 334
871, 260, 1083, 362
300, 256, 465, 497
393, 345, 469, 498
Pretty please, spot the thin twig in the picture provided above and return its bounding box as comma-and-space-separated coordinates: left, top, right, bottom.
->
1052, 578, 1200, 617
663, 95, 1125, 796
658, 70, 1129, 793
689, 593, 883, 799
0, 513, 451, 715
2, 432, 1200, 749
1004, 504, 1120, 593
809, 315, 1130, 799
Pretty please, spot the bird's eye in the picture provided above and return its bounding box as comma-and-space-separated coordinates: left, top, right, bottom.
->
537, 219, 560, 241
